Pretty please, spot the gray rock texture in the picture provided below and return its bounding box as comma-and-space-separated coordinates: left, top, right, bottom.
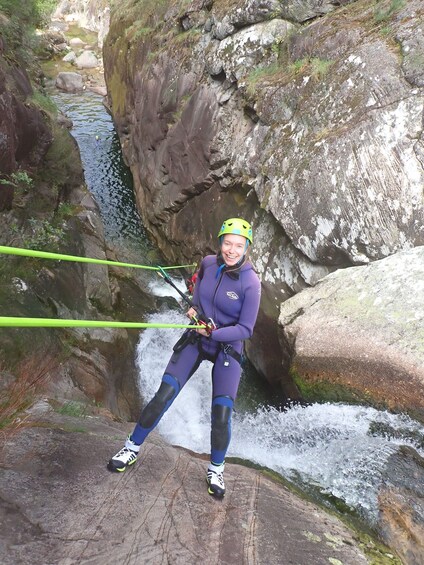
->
53, 0, 110, 47
0, 405, 380, 565
279, 246, 424, 420
75, 50, 99, 69
55, 70, 84, 92
0, 24, 153, 423
103, 0, 424, 401
62, 50, 76, 63
378, 446, 424, 565
0, 53, 51, 203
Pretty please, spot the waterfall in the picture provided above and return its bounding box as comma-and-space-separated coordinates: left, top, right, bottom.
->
136, 309, 424, 525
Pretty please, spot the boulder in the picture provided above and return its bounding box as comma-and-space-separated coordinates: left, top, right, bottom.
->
378, 446, 424, 565
210, 0, 357, 35
55, 71, 84, 92
75, 50, 99, 69
37, 30, 68, 56
88, 84, 107, 96
206, 19, 295, 81
279, 246, 424, 420
62, 50, 76, 63
69, 36, 85, 47
57, 110, 73, 128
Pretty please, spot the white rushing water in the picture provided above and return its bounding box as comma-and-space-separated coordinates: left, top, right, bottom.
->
136, 310, 424, 525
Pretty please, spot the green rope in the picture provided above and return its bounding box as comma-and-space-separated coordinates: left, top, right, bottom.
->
0, 245, 196, 271
0, 316, 202, 329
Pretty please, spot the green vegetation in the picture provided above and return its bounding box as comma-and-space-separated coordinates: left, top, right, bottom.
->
0, 0, 57, 27
309, 57, 333, 78
245, 63, 280, 94
23, 217, 66, 251
288, 57, 333, 79
0, 171, 34, 208
374, 0, 405, 23
40, 124, 82, 186
126, 22, 155, 42
57, 202, 78, 219
173, 27, 202, 44
30, 91, 58, 115
0, 171, 33, 189
289, 366, 379, 406
245, 56, 333, 96
65, 23, 98, 45
112, 0, 170, 32
54, 400, 89, 418
0, 352, 58, 431
0, 0, 58, 65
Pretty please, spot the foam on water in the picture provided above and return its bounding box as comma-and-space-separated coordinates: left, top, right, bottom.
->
148, 276, 188, 299
136, 311, 424, 524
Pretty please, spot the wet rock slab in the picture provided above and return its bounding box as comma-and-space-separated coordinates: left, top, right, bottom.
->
0, 409, 372, 565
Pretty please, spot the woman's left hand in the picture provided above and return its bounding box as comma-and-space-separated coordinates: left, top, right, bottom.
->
196, 326, 210, 337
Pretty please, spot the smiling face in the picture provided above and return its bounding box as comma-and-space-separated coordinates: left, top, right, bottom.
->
221, 234, 248, 267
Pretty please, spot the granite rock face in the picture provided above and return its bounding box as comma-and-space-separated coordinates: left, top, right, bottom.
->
279, 246, 424, 420
378, 446, 424, 565
0, 406, 374, 565
0, 18, 150, 421
0, 53, 51, 210
103, 0, 424, 399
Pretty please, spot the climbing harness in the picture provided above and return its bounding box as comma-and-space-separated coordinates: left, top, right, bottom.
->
222, 343, 243, 366
158, 264, 244, 366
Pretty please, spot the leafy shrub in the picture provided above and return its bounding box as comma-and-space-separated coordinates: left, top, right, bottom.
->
23, 217, 66, 251
0, 171, 33, 188
0, 0, 58, 28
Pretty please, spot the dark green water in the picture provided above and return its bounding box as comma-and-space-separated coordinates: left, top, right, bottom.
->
51, 90, 159, 267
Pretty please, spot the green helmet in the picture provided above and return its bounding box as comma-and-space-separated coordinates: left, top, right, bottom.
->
218, 218, 253, 244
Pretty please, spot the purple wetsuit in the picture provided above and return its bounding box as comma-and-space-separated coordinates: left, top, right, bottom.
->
165, 254, 261, 399
130, 253, 261, 464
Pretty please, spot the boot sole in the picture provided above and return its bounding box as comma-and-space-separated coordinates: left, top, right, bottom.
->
206, 480, 225, 498
107, 459, 137, 473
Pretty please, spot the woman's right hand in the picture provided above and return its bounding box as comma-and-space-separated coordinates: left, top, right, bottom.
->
187, 307, 197, 321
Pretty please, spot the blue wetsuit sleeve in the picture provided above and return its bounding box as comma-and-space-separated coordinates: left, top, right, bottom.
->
210, 273, 261, 342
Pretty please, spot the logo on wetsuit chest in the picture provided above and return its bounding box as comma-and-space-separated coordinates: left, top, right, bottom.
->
226, 291, 239, 300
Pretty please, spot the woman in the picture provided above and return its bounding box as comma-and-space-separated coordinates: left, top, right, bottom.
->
108, 218, 261, 498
